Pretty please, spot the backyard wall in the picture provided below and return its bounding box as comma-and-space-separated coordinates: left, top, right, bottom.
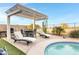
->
0, 24, 26, 31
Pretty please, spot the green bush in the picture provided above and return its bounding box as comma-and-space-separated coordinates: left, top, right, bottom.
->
52, 26, 65, 36
69, 30, 79, 38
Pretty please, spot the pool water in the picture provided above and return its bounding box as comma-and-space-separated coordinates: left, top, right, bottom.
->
44, 42, 79, 55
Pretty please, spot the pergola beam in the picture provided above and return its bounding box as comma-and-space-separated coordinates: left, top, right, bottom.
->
7, 9, 21, 16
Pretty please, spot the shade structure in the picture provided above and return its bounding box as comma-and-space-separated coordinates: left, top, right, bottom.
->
5, 4, 48, 20
5, 4, 48, 40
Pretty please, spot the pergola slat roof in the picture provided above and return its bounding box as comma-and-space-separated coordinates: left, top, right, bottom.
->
5, 4, 48, 20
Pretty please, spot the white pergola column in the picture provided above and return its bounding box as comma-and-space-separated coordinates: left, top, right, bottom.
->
46, 18, 48, 28
33, 19, 35, 30
7, 16, 11, 40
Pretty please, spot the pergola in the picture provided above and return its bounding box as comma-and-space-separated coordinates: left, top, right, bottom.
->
5, 4, 48, 40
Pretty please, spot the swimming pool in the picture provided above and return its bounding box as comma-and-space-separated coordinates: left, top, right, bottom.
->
44, 42, 79, 55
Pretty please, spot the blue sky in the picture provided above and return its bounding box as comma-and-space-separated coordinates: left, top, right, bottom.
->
0, 3, 79, 26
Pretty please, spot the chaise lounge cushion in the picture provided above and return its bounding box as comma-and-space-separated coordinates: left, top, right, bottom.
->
22, 37, 36, 42
14, 31, 36, 42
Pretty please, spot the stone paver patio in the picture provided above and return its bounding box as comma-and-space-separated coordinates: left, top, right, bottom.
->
3, 35, 79, 55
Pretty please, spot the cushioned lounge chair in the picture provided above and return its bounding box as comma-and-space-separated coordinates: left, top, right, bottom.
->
12, 31, 36, 45
37, 30, 52, 38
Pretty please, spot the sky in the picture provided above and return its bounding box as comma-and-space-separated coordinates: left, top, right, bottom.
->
0, 3, 79, 26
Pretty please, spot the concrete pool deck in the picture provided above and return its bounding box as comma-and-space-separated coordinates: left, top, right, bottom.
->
27, 37, 79, 55
2, 35, 79, 55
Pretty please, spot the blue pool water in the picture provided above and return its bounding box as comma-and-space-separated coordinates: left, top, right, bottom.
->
44, 42, 79, 55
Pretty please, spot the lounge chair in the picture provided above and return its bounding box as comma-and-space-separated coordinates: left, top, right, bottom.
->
37, 30, 52, 38
12, 31, 36, 45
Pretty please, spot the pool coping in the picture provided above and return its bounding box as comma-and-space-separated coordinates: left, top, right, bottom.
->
27, 38, 79, 55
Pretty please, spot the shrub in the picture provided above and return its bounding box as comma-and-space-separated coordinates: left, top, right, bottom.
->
69, 30, 79, 38
52, 26, 65, 36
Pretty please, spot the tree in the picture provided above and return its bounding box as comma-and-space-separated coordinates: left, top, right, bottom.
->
52, 26, 65, 35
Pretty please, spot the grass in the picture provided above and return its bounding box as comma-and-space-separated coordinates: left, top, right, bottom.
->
0, 39, 26, 55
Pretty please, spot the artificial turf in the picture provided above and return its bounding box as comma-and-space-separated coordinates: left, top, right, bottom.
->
0, 39, 26, 55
